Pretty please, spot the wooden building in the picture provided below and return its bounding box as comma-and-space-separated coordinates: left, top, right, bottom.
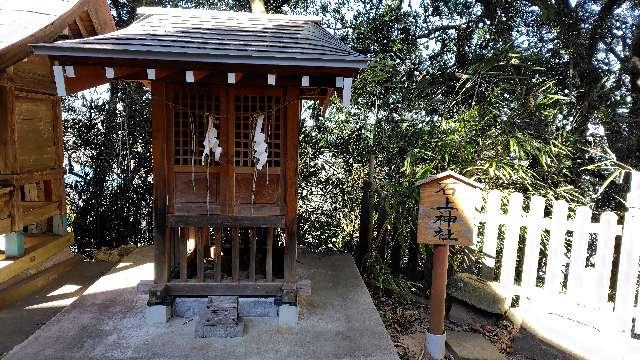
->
32, 7, 368, 303
0, 0, 115, 283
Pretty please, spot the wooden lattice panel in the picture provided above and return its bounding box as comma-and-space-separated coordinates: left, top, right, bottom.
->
233, 95, 282, 168
173, 91, 222, 166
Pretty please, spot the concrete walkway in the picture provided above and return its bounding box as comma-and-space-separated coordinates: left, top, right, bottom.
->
4, 246, 399, 360
0, 258, 113, 356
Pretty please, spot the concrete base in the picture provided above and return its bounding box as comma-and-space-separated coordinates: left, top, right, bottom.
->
3, 232, 25, 258
278, 304, 298, 327
239, 297, 278, 318
4, 247, 399, 360
145, 304, 172, 325
174, 297, 207, 318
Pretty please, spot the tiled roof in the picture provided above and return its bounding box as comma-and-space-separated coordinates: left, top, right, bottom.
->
32, 7, 369, 69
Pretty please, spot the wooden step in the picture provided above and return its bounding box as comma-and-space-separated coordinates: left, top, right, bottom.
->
0, 232, 73, 286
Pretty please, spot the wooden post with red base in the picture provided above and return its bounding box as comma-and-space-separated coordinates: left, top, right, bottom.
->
426, 244, 449, 359
416, 171, 483, 359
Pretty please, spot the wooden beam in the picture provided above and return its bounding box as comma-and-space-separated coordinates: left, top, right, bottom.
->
154, 281, 285, 297
152, 81, 168, 284
167, 214, 285, 227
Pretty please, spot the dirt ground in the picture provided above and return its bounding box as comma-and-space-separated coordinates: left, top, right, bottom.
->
369, 291, 533, 360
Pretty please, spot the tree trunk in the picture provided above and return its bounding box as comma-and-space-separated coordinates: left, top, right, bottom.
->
356, 156, 374, 270
390, 222, 401, 275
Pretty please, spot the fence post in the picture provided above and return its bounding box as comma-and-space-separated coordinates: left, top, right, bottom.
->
593, 212, 617, 306
480, 189, 502, 280
545, 200, 569, 294
566, 206, 592, 300
499, 192, 523, 309
521, 196, 546, 292
614, 208, 640, 333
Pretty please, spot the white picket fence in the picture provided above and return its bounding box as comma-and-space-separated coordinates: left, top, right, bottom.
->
474, 187, 640, 335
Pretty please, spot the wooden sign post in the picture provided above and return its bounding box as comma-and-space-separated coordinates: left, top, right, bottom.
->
416, 171, 483, 360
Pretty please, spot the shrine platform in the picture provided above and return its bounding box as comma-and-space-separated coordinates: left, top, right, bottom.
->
3, 246, 398, 360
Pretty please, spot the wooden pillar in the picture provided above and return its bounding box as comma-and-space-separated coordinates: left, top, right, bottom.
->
232, 227, 240, 282
430, 244, 449, 335
266, 227, 273, 282
215, 226, 222, 282
249, 229, 257, 282
179, 227, 188, 280
284, 86, 300, 288
198, 227, 207, 281
151, 81, 168, 284
0, 84, 16, 175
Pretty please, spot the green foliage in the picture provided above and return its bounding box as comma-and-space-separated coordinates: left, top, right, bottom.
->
62, 82, 152, 256
63, 1, 640, 292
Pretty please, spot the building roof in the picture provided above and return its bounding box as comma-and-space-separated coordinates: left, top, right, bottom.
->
0, 0, 115, 70
415, 170, 484, 189
32, 7, 369, 69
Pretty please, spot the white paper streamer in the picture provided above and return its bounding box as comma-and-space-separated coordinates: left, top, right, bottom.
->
202, 115, 222, 163
253, 114, 268, 170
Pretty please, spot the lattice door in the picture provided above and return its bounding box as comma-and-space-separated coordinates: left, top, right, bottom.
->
173, 91, 222, 166
233, 94, 282, 168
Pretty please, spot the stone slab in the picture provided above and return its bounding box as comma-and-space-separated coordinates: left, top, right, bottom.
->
447, 301, 497, 327
174, 297, 207, 318
4, 247, 399, 360
445, 331, 506, 360
239, 297, 278, 318
447, 273, 509, 314
194, 318, 244, 338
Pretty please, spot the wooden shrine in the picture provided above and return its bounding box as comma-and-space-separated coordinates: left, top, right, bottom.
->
0, 0, 114, 270
32, 7, 368, 303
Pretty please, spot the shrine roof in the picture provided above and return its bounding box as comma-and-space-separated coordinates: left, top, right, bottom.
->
32, 7, 369, 70
0, 0, 115, 69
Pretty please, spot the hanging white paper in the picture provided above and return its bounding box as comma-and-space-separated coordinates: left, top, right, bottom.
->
253, 114, 268, 170
202, 115, 222, 163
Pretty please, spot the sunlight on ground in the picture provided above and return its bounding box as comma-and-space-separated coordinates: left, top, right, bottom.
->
47, 284, 81, 297
25, 297, 78, 310
115, 262, 132, 269
83, 262, 153, 295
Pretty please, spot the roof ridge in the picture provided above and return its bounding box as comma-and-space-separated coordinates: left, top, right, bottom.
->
136, 7, 322, 23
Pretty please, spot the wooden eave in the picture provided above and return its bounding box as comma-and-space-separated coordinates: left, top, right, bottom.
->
0, 0, 116, 70
45, 58, 354, 99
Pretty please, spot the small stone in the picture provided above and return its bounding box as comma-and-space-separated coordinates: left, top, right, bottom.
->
448, 302, 497, 327
445, 331, 506, 360
447, 273, 509, 314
